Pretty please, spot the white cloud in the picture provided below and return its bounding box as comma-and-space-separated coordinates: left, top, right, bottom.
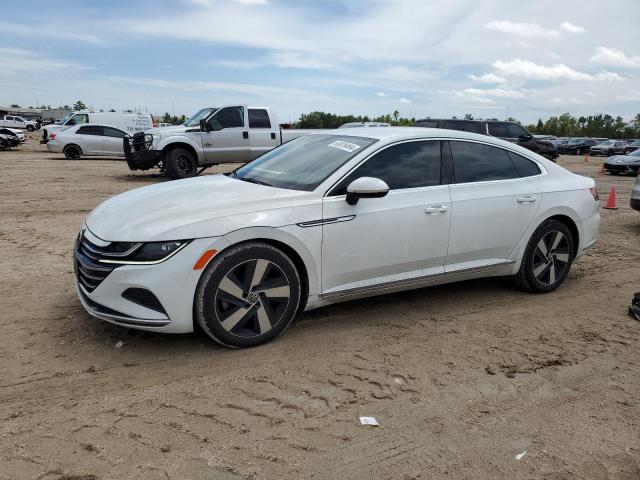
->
463, 88, 525, 99
374, 66, 435, 83
559, 22, 585, 34
264, 51, 338, 70
0, 48, 91, 76
492, 58, 622, 82
399, 98, 412, 104
468, 73, 507, 84
376, 92, 387, 97
0, 21, 101, 43
486, 20, 558, 39
591, 46, 640, 68
233, 0, 269, 4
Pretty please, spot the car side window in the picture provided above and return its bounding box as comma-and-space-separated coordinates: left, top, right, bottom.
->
248, 109, 271, 129
442, 120, 484, 134
209, 106, 244, 130
507, 151, 541, 177
508, 123, 528, 138
103, 127, 126, 138
450, 141, 519, 183
487, 122, 510, 137
76, 125, 103, 136
331, 140, 442, 195
75, 114, 89, 125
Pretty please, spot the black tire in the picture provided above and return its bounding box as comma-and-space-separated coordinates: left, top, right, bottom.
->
164, 147, 197, 180
26, 125, 34, 132
515, 220, 575, 293
610, 171, 620, 175
195, 242, 302, 348
63, 144, 82, 159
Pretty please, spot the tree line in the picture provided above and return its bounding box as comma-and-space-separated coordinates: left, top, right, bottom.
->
293, 110, 640, 139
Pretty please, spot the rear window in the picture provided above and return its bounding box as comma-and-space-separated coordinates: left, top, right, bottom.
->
450, 141, 519, 183
76, 125, 103, 136
441, 120, 485, 134
248, 109, 271, 129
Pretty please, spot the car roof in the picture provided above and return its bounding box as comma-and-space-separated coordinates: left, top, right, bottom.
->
324, 126, 493, 142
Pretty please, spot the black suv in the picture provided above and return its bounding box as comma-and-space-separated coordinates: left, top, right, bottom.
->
414, 119, 558, 161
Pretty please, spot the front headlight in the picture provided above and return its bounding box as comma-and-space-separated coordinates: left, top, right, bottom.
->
151, 134, 162, 147
98, 240, 190, 265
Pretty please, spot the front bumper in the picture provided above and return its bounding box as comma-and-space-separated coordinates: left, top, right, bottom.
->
604, 162, 639, 174
74, 229, 229, 333
123, 133, 161, 170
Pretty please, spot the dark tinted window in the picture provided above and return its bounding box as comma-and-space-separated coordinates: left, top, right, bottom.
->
487, 122, 509, 137
209, 106, 244, 130
442, 120, 485, 134
450, 141, 519, 183
76, 125, 103, 136
507, 151, 541, 177
415, 120, 438, 128
103, 127, 126, 138
332, 140, 442, 194
248, 109, 271, 128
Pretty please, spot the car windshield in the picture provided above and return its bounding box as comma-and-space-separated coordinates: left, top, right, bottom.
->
629, 149, 640, 157
56, 112, 75, 125
184, 108, 216, 127
232, 134, 378, 191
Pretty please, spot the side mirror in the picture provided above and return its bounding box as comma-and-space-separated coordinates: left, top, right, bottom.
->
519, 134, 532, 141
345, 177, 389, 205
199, 119, 210, 132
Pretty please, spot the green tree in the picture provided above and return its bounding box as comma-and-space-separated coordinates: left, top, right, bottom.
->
10, 103, 20, 108
393, 110, 399, 122
73, 100, 86, 110
464, 113, 474, 120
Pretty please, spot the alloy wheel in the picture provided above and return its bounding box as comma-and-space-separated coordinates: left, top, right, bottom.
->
214, 259, 291, 338
176, 154, 192, 175
532, 230, 570, 286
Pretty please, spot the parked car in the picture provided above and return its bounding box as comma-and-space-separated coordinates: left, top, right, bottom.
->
623, 139, 640, 154
0, 133, 16, 150
631, 174, 640, 211
124, 104, 330, 180
0, 115, 39, 131
0, 128, 26, 143
413, 118, 558, 161
604, 149, 640, 175
339, 122, 391, 128
590, 140, 627, 156
47, 124, 129, 159
557, 138, 598, 155
0, 128, 22, 147
42, 111, 153, 143
75, 127, 600, 347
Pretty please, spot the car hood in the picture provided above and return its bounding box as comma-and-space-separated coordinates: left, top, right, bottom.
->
605, 155, 640, 164
145, 125, 198, 135
86, 175, 319, 242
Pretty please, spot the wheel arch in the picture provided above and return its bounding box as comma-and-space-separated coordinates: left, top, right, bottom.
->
545, 214, 580, 258
161, 141, 200, 165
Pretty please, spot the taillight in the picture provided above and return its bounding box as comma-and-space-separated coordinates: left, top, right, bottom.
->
590, 187, 599, 201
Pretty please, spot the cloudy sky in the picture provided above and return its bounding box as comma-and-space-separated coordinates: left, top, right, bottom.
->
1, 0, 639, 123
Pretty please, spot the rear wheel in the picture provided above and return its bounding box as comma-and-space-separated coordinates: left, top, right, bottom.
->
63, 144, 82, 159
195, 242, 301, 348
26, 125, 34, 132
515, 220, 575, 293
164, 147, 197, 180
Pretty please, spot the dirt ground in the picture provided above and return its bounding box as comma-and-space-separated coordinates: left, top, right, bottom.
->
1, 133, 639, 480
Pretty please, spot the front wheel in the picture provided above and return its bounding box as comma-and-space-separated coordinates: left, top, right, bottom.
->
164, 147, 197, 180
63, 144, 82, 159
26, 125, 34, 132
195, 242, 302, 348
515, 220, 575, 293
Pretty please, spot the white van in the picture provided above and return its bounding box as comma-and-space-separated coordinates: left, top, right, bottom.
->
42, 112, 153, 143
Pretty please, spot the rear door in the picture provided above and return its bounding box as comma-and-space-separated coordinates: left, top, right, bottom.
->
75, 125, 104, 155
446, 140, 542, 271
101, 127, 127, 156
248, 108, 279, 159
201, 104, 250, 163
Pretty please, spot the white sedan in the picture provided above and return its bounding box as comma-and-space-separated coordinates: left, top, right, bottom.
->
74, 128, 600, 347
47, 124, 129, 159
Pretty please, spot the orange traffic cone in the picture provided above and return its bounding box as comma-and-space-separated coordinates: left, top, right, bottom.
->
603, 186, 618, 210
600, 163, 605, 175
584, 152, 590, 163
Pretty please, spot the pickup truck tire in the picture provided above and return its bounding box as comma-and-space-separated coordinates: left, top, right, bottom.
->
165, 147, 197, 180
63, 144, 82, 160
26, 125, 35, 132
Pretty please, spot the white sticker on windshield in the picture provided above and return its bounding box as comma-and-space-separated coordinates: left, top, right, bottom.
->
328, 140, 361, 153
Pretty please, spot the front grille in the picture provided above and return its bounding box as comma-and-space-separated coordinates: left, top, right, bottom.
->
74, 233, 118, 293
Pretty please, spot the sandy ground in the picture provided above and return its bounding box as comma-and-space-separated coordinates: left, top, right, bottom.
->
1, 133, 639, 480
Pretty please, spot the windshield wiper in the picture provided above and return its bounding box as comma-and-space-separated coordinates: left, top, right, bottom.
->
228, 171, 272, 187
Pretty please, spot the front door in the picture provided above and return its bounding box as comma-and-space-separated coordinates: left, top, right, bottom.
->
445, 140, 541, 271
202, 105, 250, 164
101, 126, 127, 156
321, 140, 451, 295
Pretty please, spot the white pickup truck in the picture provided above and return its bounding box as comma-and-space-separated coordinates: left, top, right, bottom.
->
0, 115, 39, 131
124, 104, 326, 179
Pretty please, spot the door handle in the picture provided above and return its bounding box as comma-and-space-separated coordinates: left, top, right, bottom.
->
243, 131, 249, 139
517, 196, 537, 203
425, 205, 449, 214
